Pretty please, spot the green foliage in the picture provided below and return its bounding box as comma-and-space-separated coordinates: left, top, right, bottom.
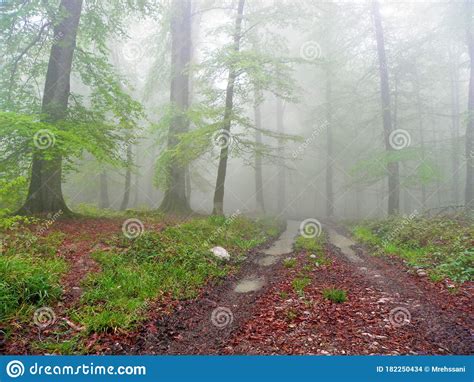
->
0, 233, 66, 322
291, 276, 312, 296
350, 149, 440, 188
30, 335, 83, 355
0, 1, 149, 209
322, 288, 347, 303
295, 235, 324, 252
73, 203, 126, 219
294, 234, 330, 265
0, 215, 35, 230
283, 258, 297, 268
0, 176, 27, 214
352, 216, 474, 283
73, 216, 279, 332
151, 1, 302, 189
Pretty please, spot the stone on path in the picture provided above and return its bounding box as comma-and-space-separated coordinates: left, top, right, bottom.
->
211, 246, 230, 260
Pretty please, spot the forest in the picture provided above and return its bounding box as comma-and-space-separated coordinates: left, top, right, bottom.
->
0, 0, 473, 357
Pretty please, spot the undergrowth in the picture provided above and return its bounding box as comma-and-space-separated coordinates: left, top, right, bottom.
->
294, 233, 330, 266
72, 216, 280, 332
0, 230, 66, 324
352, 216, 474, 283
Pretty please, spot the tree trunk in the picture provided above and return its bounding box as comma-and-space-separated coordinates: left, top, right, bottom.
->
185, 166, 191, 202
253, 88, 265, 214
465, 0, 474, 211
120, 143, 132, 211
276, 97, 286, 215
212, 0, 245, 215
413, 64, 427, 211
133, 146, 139, 207
449, 48, 461, 204
19, 0, 82, 215
325, 66, 334, 218
159, 0, 193, 214
372, 0, 399, 215
99, 171, 110, 209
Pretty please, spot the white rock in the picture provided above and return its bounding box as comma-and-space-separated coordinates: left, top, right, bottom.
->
310, 254, 317, 258
210, 246, 230, 260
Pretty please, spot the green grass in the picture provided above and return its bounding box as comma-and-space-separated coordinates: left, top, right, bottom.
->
291, 276, 312, 296
73, 203, 167, 221
294, 235, 324, 253
283, 258, 297, 268
72, 216, 280, 332
352, 216, 474, 283
30, 335, 83, 355
294, 233, 330, 266
322, 288, 347, 303
0, 232, 66, 322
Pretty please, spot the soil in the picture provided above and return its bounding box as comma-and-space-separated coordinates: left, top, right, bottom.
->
2, 219, 472, 355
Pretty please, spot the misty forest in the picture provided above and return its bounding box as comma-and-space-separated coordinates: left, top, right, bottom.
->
0, 0, 473, 355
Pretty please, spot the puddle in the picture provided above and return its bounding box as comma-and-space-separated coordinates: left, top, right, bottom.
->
263, 220, 300, 256
234, 276, 265, 293
255, 256, 279, 266
326, 228, 363, 263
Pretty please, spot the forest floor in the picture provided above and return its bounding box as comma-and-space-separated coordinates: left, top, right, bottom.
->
115, 220, 472, 355
0, 212, 472, 355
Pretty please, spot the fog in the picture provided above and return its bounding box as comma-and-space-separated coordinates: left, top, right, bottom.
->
3, 0, 473, 219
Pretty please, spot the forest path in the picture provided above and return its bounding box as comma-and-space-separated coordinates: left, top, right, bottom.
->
324, 223, 472, 354
116, 220, 472, 355
226, 222, 472, 355
129, 220, 300, 354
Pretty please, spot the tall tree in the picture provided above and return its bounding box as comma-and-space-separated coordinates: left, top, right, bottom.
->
449, 47, 461, 204
372, 0, 400, 215
212, 0, 245, 215
253, 88, 265, 214
413, 64, 427, 211
99, 171, 110, 209
465, 0, 474, 211
120, 143, 132, 210
18, 0, 83, 215
276, 97, 286, 215
325, 65, 335, 218
159, 0, 193, 214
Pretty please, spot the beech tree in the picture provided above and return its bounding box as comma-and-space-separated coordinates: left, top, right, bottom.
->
19, 0, 83, 215
0, 0, 149, 216
372, 0, 400, 215
159, 0, 193, 214
212, 0, 246, 215
465, 0, 474, 211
